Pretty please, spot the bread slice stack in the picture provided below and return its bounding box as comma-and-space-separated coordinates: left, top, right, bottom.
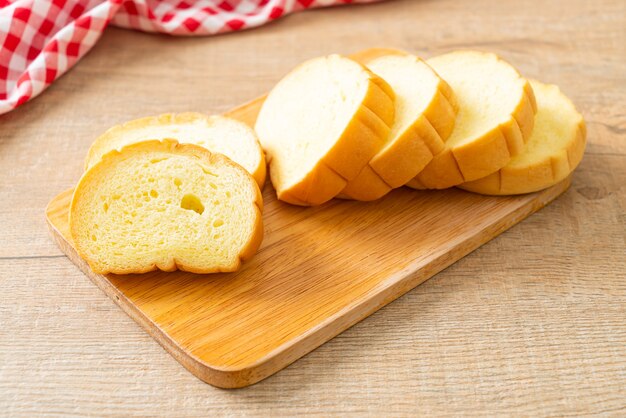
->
71, 139, 263, 275
70, 113, 266, 275
406, 51, 537, 189
459, 80, 586, 195
340, 53, 459, 200
256, 50, 584, 203
255, 54, 395, 206
64, 48, 586, 276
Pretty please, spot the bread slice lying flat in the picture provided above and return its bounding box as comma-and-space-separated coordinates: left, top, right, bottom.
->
255, 54, 395, 206
70, 139, 263, 275
459, 80, 586, 195
340, 53, 458, 200
407, 51, 537, 190
85, 113, 266, 188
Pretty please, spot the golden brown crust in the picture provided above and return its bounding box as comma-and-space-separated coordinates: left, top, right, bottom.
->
321, 68, 395, 181
459, 80, 585, 195
337, 164, 391, 201
341, 52, 458, 201
407, 52, 537, 190
349, 47, 408, 64
274, 160, 347, 206
266, 57, 396, 206
425, 76, 460, 141
459, 119, 586, 195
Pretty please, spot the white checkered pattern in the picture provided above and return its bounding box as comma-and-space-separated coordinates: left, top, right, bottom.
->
0, 0, 380, 114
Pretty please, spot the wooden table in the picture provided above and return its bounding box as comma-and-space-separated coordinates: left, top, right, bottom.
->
1, 0, 624, 415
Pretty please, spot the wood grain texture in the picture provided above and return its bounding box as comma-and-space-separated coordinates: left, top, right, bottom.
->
45, 104, 571, 388
1, 0, 625, 414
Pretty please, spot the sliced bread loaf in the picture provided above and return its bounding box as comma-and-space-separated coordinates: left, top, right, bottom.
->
85, 113, 266, 188
407, 51, 537, 189
255, 54, 395, 206
459, 80, 586, 195
70, 139, 263, 275
340, 53, 458, 200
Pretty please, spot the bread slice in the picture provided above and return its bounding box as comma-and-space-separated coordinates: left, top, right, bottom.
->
340, 53, 458, 200
255, 54, 395, 206
70, 139, 263, 275
85, 113, 266, 188
406, 51, 537, 190
459, 80, 586, 195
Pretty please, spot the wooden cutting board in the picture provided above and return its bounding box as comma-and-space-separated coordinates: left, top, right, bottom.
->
45, 50, 571, 388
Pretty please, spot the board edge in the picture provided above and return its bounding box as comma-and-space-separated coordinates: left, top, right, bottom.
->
45, 178, 571, 388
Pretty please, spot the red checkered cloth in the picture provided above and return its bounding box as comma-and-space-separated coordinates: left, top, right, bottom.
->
0, 0, 380, 114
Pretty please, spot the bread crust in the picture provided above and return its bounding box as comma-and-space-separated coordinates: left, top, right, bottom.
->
459, 81, 586, 195
257, 55, 395, 206
341, 52, 458, 201
71, 139, 264, 275
85, 113, 267, 188
407, 51, 537, 190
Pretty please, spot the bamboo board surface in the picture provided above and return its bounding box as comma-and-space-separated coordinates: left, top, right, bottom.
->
46, 84, 571, 387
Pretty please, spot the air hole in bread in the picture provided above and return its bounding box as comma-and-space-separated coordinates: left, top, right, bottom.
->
103, 202, 109, 212
202, 167, 218, 177
213, 219, 224, 227
150, 189, 158, 198
150, 157, 168, 164
209, 182, 218, 190
180, 194, 205, 215
174, 178, 182, 189
91, 234, 97, 241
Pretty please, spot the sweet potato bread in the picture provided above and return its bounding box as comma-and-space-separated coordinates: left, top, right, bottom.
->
70, 139, 263, 275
